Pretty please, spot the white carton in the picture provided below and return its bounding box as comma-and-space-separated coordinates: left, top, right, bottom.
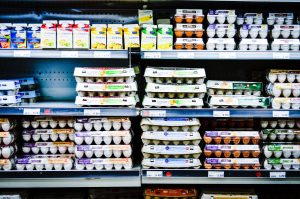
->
123, 24, 140, 49
41, 20, 57, 48
73, 20, 90, 49
57, 20, 73, 49
157, 24, 173, 50
141, 24, 157, 51
91, 24, 107, 50
107, 24, 123, 50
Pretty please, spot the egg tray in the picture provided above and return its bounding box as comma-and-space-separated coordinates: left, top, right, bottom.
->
74, 67, 135, 78
22, 142, 74, 155
207, 96, 271, 108
144, 188, 197, 198
267, 83, 300, 97
142, 145, 201, 158
142, 131, 201, 145
141, 118, 200, 132
204, 145, 261, 158
204, 131, 260, 145
143, 96, 204, 108
0, 95, 21, 106
271, 98, 300, 110
0, 118, 17, 131
0, 159, 15, 170
236, 13, 264, 25
146, 92, 205, 99
77, 91, 137, 98
75, 96, 137, 107
271, 39, 300, 51
74, 117, 131, 131
75, 158, 133, 170
267, 69, 300, 83
75, 76, 135, 83
207, 10, 237, 24
174, 24, 204, 38
142, 158, 201, 169
19, 90, 39, 103
145, 77, 205, 85
238, 39, 268, 51
174, 9, 204, 24
260, 119, 300, 129
22, 129, 75, 142
206, 38, 235, 50
207, 80, 263, 92
206, 24, 236, 38
208, 89, 261, 96
202, 119, 255, 129
271, 25, 300, 39
146, 82, 206, 95
204, 158, 261, 169
267, 13, 294, 26
174, 38, 204, 50
263, 144, 300, 158
201, 193, 258, 199
239, 25, 268, 39
22, 117, 75, 129
263, 158, 300, 170
261, 129, 300, 141
0, 144, 17, 159
75, 145, 132, 158
75, 131, 132, 145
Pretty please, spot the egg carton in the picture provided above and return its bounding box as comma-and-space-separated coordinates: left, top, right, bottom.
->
75, 96, 137, 107
15, 155, 74, 170
78, 91, 137, 98
202, 118, 255, 129
22, 142, 74, 155
204, 158, 261, 169
206, 38, 235, 50
12, 77, 38, 91
75, 158, 133, 170
146, 92, 205, 99
239, 24, 268, 39
239, 39, 268, 51
144, 188, 197, 198
266, 83, 300, 97
0, 118, 17, 131
141, 118, 200, 132
207, 95, 270, 108
0, 95, 21, 106
144, 67, 206, 84
263, 158, 300, 170
271, 97, 300, 109
201, 193, 258, 199
174, 38, 204, 50
204, 145, 261, 158
174, 24, 203, 38
174, 9, 204, 23
75, 145, 132, 158
261, 119, 300, 129
267, 69, 300, 83
142, 158, 201, 169
143, 96, 204, 108
208, 89, 262, 96
142, 145, 201, 158
237, 13, 264, 25
263, 144, 300, 158
207, 24, 236, 38
0, 80, 20, 92
142, 131, 201, 145
0, 159, 15, 170
261, 129, 300, 141
74, 130, 132, 145
271, 25, 300, 39
19, 90, 39, 103
0, 144, 17, 158
267, 13, 294, 26
204, 131, 260, 145
22, 129, 75, 142
0, 90, 19, 96
76, 77, 135, 83
74, 117, 131, 131
207, 10, 236, 24
0, 131, 17, 145
271, 39, 300, 51
22, 116, 75, 129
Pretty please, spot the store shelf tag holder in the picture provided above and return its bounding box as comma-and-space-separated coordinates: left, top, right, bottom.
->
273, 52, 290, 59
177, 52, 195, 59
23, 108, 40, 115
143, 110, 166, 117
93, 51, 111, 58
13, 50, 31, 57
61, 51, 79, 58
144, 52, 161, 59
213, 111, 230, 117
273, 111, 289, 118
219, 52, 237, 59
208, 171, 224, 178
84, 109, 101, 116
270, 172, 286, 179
146, 171, 163, 178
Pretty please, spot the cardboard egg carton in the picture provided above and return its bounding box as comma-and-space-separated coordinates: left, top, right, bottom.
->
267, 83, 300, 97
267, 69, 300, 83
22, 142, 74, 155
22, 116, 74, 129
142, 131, 201, 145
204, 158, 260, 169
75, 145, 132, 158
271, 97, 300, 109
261, 129, 300, 141
0, 95, 21, 106
204, 144, 261, 158
263, 158, 300, 170
75, 96, 137, 107
174, 24, 204, 38
204, 131, 260, 145
74, 117, 131, 131
22, 129, 75, 142
141, 118, 200, 132
263, 144, 300, 158
75, 158, 132, 170
174, 9, 204, 23
142, 145, 201, 158
207, 95, 270, 108
143, 96, 204, 108
142, 158, 201, 169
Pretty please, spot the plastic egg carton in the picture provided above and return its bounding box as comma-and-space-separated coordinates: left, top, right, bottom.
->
22, 142, 74, 155
145, 67, 206, 85
267, 13, 294, 26
19, 90, 39, 103
267, 69, 300, 83
267, 83, 300, 97
22, 116, 74, 129
0, 159, 15, 170
143, 96, 204, 108
207, 95, 270, 108
22, 129, 75, 142
13, 77, 38, 91
207, 80, 263, 96
16, 155, 74, 171
237, 13, 264, 25
0, 95, 21, 106
204, 131, 260, 145
174, 24, 203, 38
0, 118, 17, 131
207, 10, 236, 24
239, 24, 268, 39
263, 144, 300, 158
263, 158, 300, 170
201, 192, 258, 199
271, 39, 300, 51
141, 118, 200, 132
207, 24, 236, 38
74, 130, 132, 145
260, 119, 299, 129
204, 158, 260, 169
206, 38, 235, 50
271, 25, 300, 39
0, 144, 17, 158
204, 145, 261, 158
75, 158, 132, 170
142, 158, 201, 169
75, 96, 137, 107
202, 118, 255, 129
239, 39, 268, 51
75, 145, 132, 158
74, 67, 136, 83
0, 80, 20, 96
74, 117, 131, 131
174, 38, 204, 50
174, 9, 204, 23
261, 129, 300, 141
144, 188, 197, 198
142, 131, 201, 145
142, 145, 201, 158
0, 131, 17, 145
272, 97, 300, 109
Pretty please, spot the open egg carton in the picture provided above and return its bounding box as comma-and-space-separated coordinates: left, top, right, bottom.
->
22, 129, 75, 142
13, 77, 40, 103
207, 24, 236, 38
174, 38, 204, 50
206, 38, 235, 50
267, 69, 300, 83
260, 119, 300, 129
263, 143, 300, 158
237, 13, 264, 26
239, 24, 268, 39
74, 145, 132, 159
204, 144, 261, 158
142, 158, 201, 169
238, 39, 268, 51
207, 10, 236, 24
271, 25, 300, 39
75, 157, 133, 170
174, 24, 204, 38
0, 80, 21, 106
266, 83, 300, 97
74, 117, 131, 131
144, 188, 198, 199
22, 142, 74, 155
207, 95, 270, 108
271, 39, 300, 51
204, 131, 260, 145
267, 13, 294, 26
22, 116, 75, 129
263, 158, 299, 170
174, 9, 204, 24
260, 129, 300, 142
204, 158, 261, 169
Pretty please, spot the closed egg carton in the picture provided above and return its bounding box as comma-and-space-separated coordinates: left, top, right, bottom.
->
239, 24, 268, 39
0, 95, 21, 106
260, 119, 300, 129
142, 145, 201, 158
75, 96, 137, 107
206, 24, 236, 38
267, 13, 294, 26
204, 131, 260, 145
22, 142, 74, 155
239, 39, 268, 51
175, 9, 204, 23
0, 158, 15, 170
146, 92, 205, 99
263, 144, 300, 158
141, 118, 200, 132
208, 95, 270, 108
0, 80, 20, 92
13, 77, 38, 91
143, 97, 204, 108
22, 116, 75, 129
142, 131, 201, 145
146, 77, 204, 85
142, 158, 201, 169
0, 144, 17, 159
76, 76, 135, 84
207, 10, 236, 24
204, 144, 261, 158
263, 158, 300, 170
174, 23, 204, 38
22, 129, 74, 142
271, 97, 300, 110
77, 91, 136, 98
144, 188, 197, 198
267, 83, 300, 97
19, 90, 39, 103
204, 158, 261, 169
75, 145, 132, 159
75, 158, 133, 170
271, 25, 300, 39
202, 118, 255, 129
271, 39, 300, 51
206, 38, 235, 50
237, 13, 264, 25
0, 131, 17, 145
174, 38, 204, 50
267, 69, 300, 83
260, 129, 300, 141
74, 117, 131, 131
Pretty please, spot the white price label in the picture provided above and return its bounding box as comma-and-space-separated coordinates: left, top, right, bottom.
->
273, 111, 289, 118
273, 52, 290, 59
23, 108, 40, 115
208, 171, 224, 178
144, 110, 166, 117
84, 109, 101, 116
93, 51, 111, 58
219, 52, 237, 59
144, 52, 161, 59
13, 50, 31, 57
61, 51, 79, 58
213, 111, 230, 117
177, 52, 195, 59
270, 172, 286, 178
146, 171, 163, 177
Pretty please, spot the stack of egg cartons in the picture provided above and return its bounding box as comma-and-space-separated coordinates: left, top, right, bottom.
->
267, 69, 300, 110
74, 67, 138, 107
206, 80, 270, 108
202, 118, 261, 170
261, 119, 300, 170
0, 80, 21, 106
0, 118, 17, 171
17, 117, 75, 171
206, 10, 237, 50
14, 77, 40, 103
74, 117, 133, 170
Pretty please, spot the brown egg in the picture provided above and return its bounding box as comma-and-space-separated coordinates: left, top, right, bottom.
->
175, 43, 183, 50
174, 30, 183, 37
185, 30, 193, 37
242, 151, 250, 158
195, 30, 203, 38
242, 137, 250, 144
233, 150, 241, 158
224, 151, 231, 158
243, 165, 250, 169
253, 164, 260, 169
203, 135, 212, 144
195, 16, 204, 23
252, 138, 260, 144
252, 150, 260, 158
228, 120, 235, 128
214, 165, 222, 169
214, 150, 222, 157
223, 137, 231, 144
175, 15, 183, 23
233, 137, 241, 144
213, 137, 222, 144
185, 43, 193, 50
185, 16, 193, 23
196, 44, 204, 50
204, 150, 212, 157
224, 164, 231, 169
233, 165, 240, 169
204, 163, 212, 169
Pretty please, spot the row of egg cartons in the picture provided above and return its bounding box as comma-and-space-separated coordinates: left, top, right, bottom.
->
143, 67, 207, 108
144, 188, 198, 199
74, 67, 138, 107
141, 118, 202, 169
16, 77, 40, 103
202, 118, 255, 129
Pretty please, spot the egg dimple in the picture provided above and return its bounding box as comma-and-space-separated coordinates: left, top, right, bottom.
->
84, 123, 93, 131
94, 150, 104, 158
84, 136, 93, 145
54, 163, 63, 170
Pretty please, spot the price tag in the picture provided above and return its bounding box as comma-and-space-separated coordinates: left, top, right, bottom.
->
273, 52, 290, 59
208, 171, 224, 178
84, 109, 101, 116
273, 111, 289, 118
270, 172, 286, 178
177, 52, 195, 59
144, 52, 161, 59
219, 52, 237, 59
13, 50, 31, 57
146, 171, 163, 177
61, 51, 79, 58
143, 110, 166, 117
23, 108, 40, 115
213, 111, 230, 117
93, 51, 111, 58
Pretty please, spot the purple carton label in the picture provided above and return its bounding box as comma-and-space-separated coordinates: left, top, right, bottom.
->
205, 145, 219, 151
78, 158, 92, 164
16, 158, 30, 164
206, 158, 220, 164
76, 145, 90, 151
206, 131, 218, 137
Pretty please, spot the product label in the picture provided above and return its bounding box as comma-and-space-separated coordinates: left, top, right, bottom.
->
206, 158, 259, 165
143, 96, 203, 107
76, 82, 137, 92
74, 67, 135, 77
145, 67, 206, 78
76, 145, 130, 151
267, 145, 300, 151
91, 24, 107, 49
143, 145, 200, 154
205, 145, 259, 151
75, 130, 130, 137
206, 131, 259, 137
107, 24, 123, 50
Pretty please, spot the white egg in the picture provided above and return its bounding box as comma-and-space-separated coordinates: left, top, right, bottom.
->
94, 150, 103, 158
49, 121, 58, 128
287, 133, 295, 141
31, 121, 39, 129
41, 134, 50, 141
2, 146, 11, 158
292, 164, 300, 170
104, 150, 113, 158
225, 90, 233, 95
162, 126, 169, 131
75, 150, 84, 158
3, 134, 13, 145
151, 126, 159, 131
93, 121, 102, 131
75, 136, 84, 145
274, 151, 283, 158
293, 89, 300, 97
1, 123, 11, 131
297, 75, 300, 83
95, 164, 104, 170
113, 136, 122, 145
22, 121, 30, 129
59, 134, 67, 141
123, 149, 132, 158
25, 164, 34, 170
296, 134, 300, 140
75, 164, 84, 170
287, 74, 296, 83
182, 126, 189, 132
278, 120, 286, 128
86, 164, 94, 170
269, 133, 277, 141
94, 136, 103, 145
84, 136, 93, 145
67, 119, 74, 128
32, 134, 40, 141
283, 164, 291, 170
292, 103, 300, 109
264, 147, 273, 158
235, 90, 243, 95
103, 121, 112, 131
283, 89, 292, 97
260, 121, 269, 128
68, 146, 74, 153
113, 150, 122, 158
278, 134, 286, 141
103, 136, 112, 145
54, 163, 63, 170
297, 121, 300, 128
45, 163, 53, 170
287, 121, 295, 128
35, 164, 44, 170
112, 121, 122, 130
104, 164, 113, 170
114, 164, 123, 170
68, 134, 74, 141
268, 73, 277, 83
263, 160, 273, 169
278, 74, 287, 83
85, 150, 94, 158
63, 162, 73, 170
41, 147, 49, 154
122, 135, 132, 145
283, 151, 292, 158
293, 151, 300, 158
270, 121, 278, 128
22, 146, 30, 153
40, 121, 48, 128
50, 146, 58, 154
282, 102, 291, 109
123, 159, 133, 170
58, 146, 67, 154
50, 134, 58, 141
58, 120, 67, 128
273, 87, 282, 97
84, 123, 93, 131
32, 147, 39, 154
274, 164, 282, 170
16, 164, 25, 170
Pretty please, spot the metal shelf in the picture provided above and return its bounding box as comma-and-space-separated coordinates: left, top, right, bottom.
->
142, 169, 300, 184
141, 50, 300, 60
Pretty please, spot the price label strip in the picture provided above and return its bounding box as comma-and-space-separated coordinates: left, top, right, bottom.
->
84, 109, 101, 116
61, 51, 79, 58
93, 51, 111, 58
270, 172, 286, 179
146, 171, 163, 178
143, 110, 166, 117
219, 52, 237, 59
23, 108, 40, 115
273, 111, 289, 118
213, 111, 230, 117
144, 52, 161, 59
273, 52, 290, 59
13, 50, 31, 57
208, 171, 224, 178
177, 52, 195, 59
